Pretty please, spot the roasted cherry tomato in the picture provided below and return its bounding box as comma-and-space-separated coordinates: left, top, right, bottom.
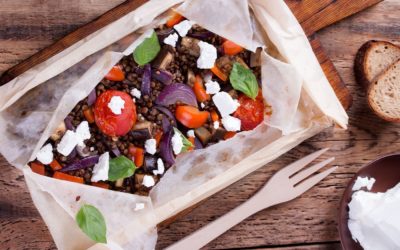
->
222, 40, 243, 56
175, 105, 209, 129
234, 92, 264, 131
105, 66, 125, 82
94, 90, 136, 136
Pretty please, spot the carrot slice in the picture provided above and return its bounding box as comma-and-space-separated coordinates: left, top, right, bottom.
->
92, 182, 109, 189
223, 40, 244, 55
193, 75, 210, 102
154, 130, 163, 146
30, 162, 45, 175
166, 12, 184, 28
224, 131, 237, 140
49, 159, 62, 171
210, 110, 219, 122
188, 136, 196, 151
128, 145, 144, 168
83, 107, 95, 123
211, 66, 227, 82
53, 172, 84, 184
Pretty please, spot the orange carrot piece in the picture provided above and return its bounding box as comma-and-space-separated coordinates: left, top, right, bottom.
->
211, 65, 227, 82
222, 40, 244, 55
166, 12, 184, 28
224, 131, 237, 140
210, 110, 219, 122
188, 136, 196, 151
30, 162, 45, 175
53, 172, 84, 184
154, 130, 163, 146
92, 182, 109, 189
105, 65, 125, 81
128, 145, 144, 168
83, 108, 95, 123
193, 75, 210, 102
49, 159, 62, 171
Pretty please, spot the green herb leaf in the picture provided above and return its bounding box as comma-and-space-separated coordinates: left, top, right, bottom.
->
133, 30, 161, 66
76, 204, 107, 243
108, 156, 136, 181
229, 62, 259, 99
173, 127, 193, 153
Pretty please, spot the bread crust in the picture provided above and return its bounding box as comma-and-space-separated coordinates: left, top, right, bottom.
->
367, 58, 400, 122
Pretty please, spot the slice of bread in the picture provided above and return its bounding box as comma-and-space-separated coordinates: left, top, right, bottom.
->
367, 59, 400, 122
355, 40, 400, 87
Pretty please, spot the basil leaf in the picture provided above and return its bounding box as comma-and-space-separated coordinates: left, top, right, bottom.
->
76, 204, 107, 243
133, 30, 161, 66
173, 127, 193, 153
108, 156, 136, 181
229, 62, 259, 99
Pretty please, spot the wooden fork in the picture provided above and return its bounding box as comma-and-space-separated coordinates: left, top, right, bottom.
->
166, 148, 336, 250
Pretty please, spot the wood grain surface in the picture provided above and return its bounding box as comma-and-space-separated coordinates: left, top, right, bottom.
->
1, 0, 399, 249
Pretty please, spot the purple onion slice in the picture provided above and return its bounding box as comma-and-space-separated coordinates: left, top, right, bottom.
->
60, 155, 100, 172
152, 69, 173, 85
141, 64, 152, 96
156, 83, 198, 107
159, 129, 175, 166
64, 116, 75, 131
87, 88, 97, 106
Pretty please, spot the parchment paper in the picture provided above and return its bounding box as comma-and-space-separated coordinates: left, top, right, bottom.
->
0, 0, 348, 249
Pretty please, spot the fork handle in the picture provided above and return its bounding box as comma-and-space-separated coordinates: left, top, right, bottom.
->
166, 194, 275, 250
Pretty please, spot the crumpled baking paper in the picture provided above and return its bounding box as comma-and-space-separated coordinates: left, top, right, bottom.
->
0, 0, 348, 249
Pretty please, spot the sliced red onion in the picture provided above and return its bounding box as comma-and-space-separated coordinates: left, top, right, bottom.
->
194, 137, 203, 149
156, 83, 198, 107
159, 130, 175, 166
64, 116, 75, 131
189, 31, 213, 40
141, 64, 152, 96
66, 147, 78, 161
152, 69, 173, 85
87, 88, 97, 106
111, 147, 121, 157
60, 155, 99, 172
162, 116, 172, 133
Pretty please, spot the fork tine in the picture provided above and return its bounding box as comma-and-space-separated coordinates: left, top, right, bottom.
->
294, 166, 338, 193
291, 157, 335, 185
280, 148, 329, 177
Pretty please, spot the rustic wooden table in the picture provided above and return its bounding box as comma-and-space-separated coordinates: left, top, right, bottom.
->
1, 1, 399, 249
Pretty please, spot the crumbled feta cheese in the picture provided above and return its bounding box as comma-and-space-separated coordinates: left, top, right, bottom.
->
90, 147, 95, 152
75, 121, 91, 146
221, 115, 241, 131
91, 152, 109, 182
108, 96, 125, 115
212, 92, 240, 117
213, 121, 220, 129
145, 139, 157, 155
163, 33, 179, 47
142, 175, 155, 187
187, 130, 195, 138
134, 203, 145, 211
197, 41, 217, 69
153, 158, 165, 175
57, 130, 79, 156
200, 103, 205, 109
205, 80, 221, 94
171, 130, 184, 155
36, 143, 53, 165
173, 20, 194, 37
131, 88, 141, 99
352, 176, 376, 191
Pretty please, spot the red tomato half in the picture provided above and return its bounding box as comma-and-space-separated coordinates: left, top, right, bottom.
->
94, 90, 137, 136
234, 92, 264, 131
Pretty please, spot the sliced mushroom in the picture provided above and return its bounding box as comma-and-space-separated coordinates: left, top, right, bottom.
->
235, 57, 250, 69
228, 89, 238, 99
194, 127, 212, 145
134, 173, 145, 190
216, 55, 250, 76
180, 37, 200, 57
115, 178, 124, 188
187, 69, 196, 87
152, 46, 175, 70
50, 121, 66, 141
131, 121, 153, 140
250, 47, 262, 67
210, 127, 227, 142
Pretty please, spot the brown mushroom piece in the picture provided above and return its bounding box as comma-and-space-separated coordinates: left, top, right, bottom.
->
194, 127, 212, 145
210, 127, 227, 142
216, 55, 251, 76
187, 69, 196, 87
250, 47, 262, 67
131, 121, 153, 140
50, 121, 66, 141
152, 46, 175, 70
180, 37, 200, 57
134, 173, 145, 190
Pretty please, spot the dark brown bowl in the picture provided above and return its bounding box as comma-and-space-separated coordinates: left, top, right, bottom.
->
338, 153, 400, 250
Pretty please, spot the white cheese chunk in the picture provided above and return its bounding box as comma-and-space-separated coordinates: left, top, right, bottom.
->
36, 143, 53, 165
131, 88, 141, 99
57, 130, 79, 156
145, 139, 157, 155
171, 130, 184, 155
212, 92, 240, 117
200, 103, 205, 109
197, 41, 217, 69
142, 175, 155, 187
91, 152, 109, 182
75, 121, 91, 147
213, 121, 220, 129
205, 80, 221, 94
221, 115, 241, 131
134, 203, 145, 211
153, 158, 165, 176
173, 20, 194, 37
352, 176, 376, 191
163, 33, 179, 47
108, 96, 125, 115
187, 130, 195, 138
